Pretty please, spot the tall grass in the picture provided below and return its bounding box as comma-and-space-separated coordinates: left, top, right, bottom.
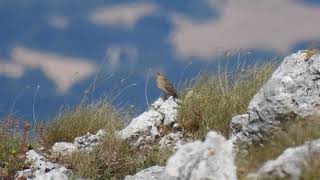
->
40, 102, 123, 148
177, 63, 275, 139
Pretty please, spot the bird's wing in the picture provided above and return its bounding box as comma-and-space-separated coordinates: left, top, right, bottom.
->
163, 79, 177, 94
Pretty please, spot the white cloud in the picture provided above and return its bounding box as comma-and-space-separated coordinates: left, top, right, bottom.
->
47, 16, 69, 29
8, 47, 96, 94
89, 2, 158, 28
0, 60, 25, 78
170, 0, 320, 59
105, 45, 137, 72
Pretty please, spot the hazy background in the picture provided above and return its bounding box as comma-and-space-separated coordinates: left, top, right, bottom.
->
1, 0, 320, 121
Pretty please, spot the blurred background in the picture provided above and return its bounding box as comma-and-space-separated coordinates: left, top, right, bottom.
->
0, 0, 320, 121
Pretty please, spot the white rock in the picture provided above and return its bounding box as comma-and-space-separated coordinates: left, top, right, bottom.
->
33, 170, 68, 180
158, 132, 183, 149
51, 142, 77, 156
15, 150, 71, 180
230, 51, 320, 144
249, 139, 320, 180
51, 129, 106, 156
117, 97, 180, 147
166, 131, 237, 180
124, 166, 168, 180
74, 129, 105, 150
15, 169, 32, 179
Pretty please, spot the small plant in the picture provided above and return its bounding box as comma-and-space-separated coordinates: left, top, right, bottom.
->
177, 63, 275, 139
20, 121, 31, 155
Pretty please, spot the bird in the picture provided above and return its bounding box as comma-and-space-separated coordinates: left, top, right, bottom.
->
155, 72, 178, 99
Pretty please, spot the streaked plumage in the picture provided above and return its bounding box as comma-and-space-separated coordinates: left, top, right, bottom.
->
156, 72, 178, 99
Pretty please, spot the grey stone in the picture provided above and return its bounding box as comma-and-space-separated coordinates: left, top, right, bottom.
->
117, 97, 181, 148
51, 142, 77, 156
159, 132, 183, 149
230, 51, 320, 144
74, 129, 105, 150
124, 166, 168, 180
166, 131, 237, 180
15, 150, 71, 180
51, 129, 106, 156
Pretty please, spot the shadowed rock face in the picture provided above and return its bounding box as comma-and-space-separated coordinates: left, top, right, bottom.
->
230, 51, 320, 144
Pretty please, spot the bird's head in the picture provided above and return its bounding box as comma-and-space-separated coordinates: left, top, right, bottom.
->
155, 72, 164, 77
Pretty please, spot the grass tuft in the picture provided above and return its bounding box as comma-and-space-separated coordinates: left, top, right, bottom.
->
177, 63, 275, 139
40, 102, 123, 148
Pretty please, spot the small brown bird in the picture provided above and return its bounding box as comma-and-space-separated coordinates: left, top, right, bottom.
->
156, 72, 178, 99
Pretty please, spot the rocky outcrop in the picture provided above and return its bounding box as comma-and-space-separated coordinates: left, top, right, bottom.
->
15, 150, 71, 180
166, 131, 236, 180
117, 97, 182, 148
51, 129, 105, 156
14, 51, 320, 179
249, 138, 320, 180
231, 51, 320, 144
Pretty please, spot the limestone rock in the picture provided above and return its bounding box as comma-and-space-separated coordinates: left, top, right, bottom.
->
74, 129, 105, 150
51, 142, 77, 156
51, 129, 106, 156
15, 150, 71, 180
159, 132, 183, 149
166, 131, 236, 180
231, 51, 320, 144
124, 166, 168, 180
117, 97, 181, 148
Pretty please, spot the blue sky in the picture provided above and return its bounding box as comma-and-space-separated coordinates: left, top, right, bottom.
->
1, 0, 320, 121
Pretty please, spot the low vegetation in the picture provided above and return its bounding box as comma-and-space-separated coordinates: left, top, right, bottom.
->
177, 62, 275, 139
236, 116, 320, 179
39, 100, 172, 179
40, 102, 123, 148
63, 135, 171, 179
0, 117, 26, 179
